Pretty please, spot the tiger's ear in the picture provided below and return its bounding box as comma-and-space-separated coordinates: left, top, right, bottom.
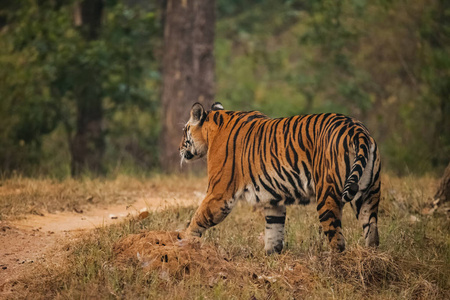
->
190, 103, 206, 125
211, 102, 224, 111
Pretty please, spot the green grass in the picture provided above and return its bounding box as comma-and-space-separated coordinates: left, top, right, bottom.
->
5, 174, 450, 299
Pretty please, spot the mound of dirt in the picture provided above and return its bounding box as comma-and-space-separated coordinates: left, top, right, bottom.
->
113, 231, 233, 279
113, 230, 314, 293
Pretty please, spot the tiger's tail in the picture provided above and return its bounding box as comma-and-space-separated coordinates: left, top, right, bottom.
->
342, 132, 376, 203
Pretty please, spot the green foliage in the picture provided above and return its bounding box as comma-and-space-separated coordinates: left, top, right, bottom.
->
216, 0, 450, 174
417, 0, 450, 168
216, 0, 314, 117
0, 0, 448, 176
0, 0, 161, 176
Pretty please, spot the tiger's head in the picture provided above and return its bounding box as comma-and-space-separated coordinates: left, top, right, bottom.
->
179, 102, 224, 164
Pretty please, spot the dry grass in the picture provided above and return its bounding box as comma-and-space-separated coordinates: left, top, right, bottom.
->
2, 173, 449, 299
0, 174, 206, 220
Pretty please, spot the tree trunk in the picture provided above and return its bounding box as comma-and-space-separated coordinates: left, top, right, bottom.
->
435, 162, 450, 203
71, 0, 105, 176
71, 80, 105, 176
160, 0, 215, 173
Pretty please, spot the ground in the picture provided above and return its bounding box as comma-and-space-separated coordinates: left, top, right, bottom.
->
0, 176, 205, 297
0, 195, 198, 288
0, 175, 448, 299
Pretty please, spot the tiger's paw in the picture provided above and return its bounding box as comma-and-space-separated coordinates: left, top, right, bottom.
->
264, 241, 284, 255
330, 238, 346, 252
365, 224, 379, 248
184, 227, 203, 238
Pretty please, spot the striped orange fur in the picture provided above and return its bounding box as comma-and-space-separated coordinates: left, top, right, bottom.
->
179, 102, 381, 253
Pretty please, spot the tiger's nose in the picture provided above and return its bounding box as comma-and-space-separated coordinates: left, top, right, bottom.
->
184, 151, 194, 160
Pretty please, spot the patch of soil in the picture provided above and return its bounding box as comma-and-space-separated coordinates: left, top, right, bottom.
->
113, 231, 233, 279
0, 195, 202, 297
0, 223, 76, 296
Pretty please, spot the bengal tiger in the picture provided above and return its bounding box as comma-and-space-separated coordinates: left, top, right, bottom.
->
179, 102, 381, 253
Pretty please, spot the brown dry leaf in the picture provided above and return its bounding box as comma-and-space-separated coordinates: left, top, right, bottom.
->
138, 208, 149, 220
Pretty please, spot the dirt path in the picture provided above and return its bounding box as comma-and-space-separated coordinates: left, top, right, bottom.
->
0, 195, 201, 293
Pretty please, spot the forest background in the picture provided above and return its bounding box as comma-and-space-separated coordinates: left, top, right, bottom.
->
0, 0, 449, 178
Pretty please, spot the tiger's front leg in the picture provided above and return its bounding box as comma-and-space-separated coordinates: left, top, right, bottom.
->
264, 205, 286, 254
186, 195, 237, 237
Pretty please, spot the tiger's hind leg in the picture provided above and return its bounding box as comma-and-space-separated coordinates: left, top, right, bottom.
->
264, 205, 286, 255
352, 181, 381, 248
316, 182, 346, 252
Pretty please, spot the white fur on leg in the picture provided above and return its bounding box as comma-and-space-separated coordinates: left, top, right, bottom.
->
264, 205, 286, 254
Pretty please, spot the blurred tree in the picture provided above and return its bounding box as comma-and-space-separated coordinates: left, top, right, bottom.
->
0, 0, 448, 176
160, 0, 215, 173
0, 0, 159, 177
420, 0, 450, 168
0, 0, 16, 29
214, 0, 449, 174
435, 162, 450, 203
71, 0, 105, 176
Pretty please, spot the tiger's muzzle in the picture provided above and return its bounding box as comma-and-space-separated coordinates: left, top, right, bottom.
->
184, 151, 194, 160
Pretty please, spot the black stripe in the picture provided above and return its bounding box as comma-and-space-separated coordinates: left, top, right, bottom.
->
226, 122, 247, 191
285, 197, 295, 205
298, 122, 306, 152
319, 210, 336, 222
265, 216, 286, 224
330, 219, 342, 228
304, 115, 314, 146
259, 176, 282, 201
324, 230, 336, 239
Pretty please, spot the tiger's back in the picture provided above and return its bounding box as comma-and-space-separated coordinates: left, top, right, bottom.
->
180, 103, 380, 253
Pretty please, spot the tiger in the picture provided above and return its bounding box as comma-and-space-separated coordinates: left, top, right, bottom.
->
179, 102, 381, 253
